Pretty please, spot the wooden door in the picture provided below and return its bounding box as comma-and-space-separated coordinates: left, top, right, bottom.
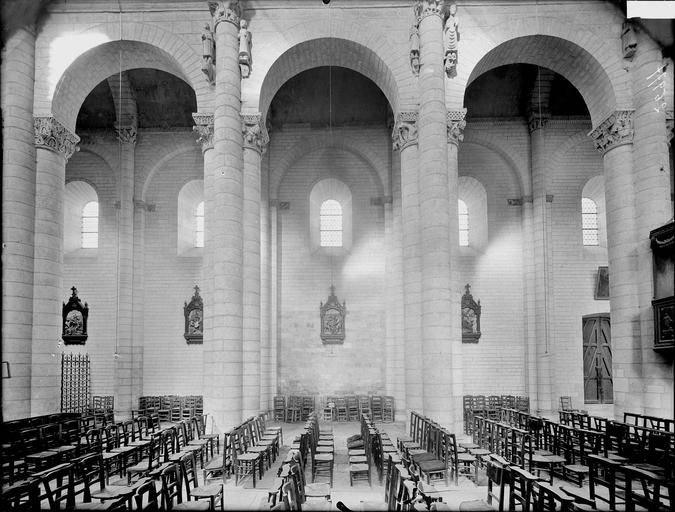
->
582, 313, 613, 404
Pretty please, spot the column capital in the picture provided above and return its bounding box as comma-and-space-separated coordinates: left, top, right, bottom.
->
192, 112, 214, 153
115, 123, 137, 145
34, 116, 80, 161
241, 113, 269, 154
527, 110, 550, 133
207, 0, 240, 29
588, 110, 634, 154
415, 0, 444, 21
392, 111, 419, 151
446, 108, 467, 145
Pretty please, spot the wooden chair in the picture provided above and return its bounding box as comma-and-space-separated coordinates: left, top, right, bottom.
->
36, 463, 74, 511
486, 454, 510, 512
286, 396, 302, 423
126, 436, 162, 484
273, 396, 286, 422
202, 432, 232, 484
335, 398, 348, 422
309, 429, 334, 486
587, 453, 625, 510
194, 416, 219, 456
232, 429, 262, 488
0, 479, 40, 511
622, 464, 671, 512
508, 466, 539, 512
532, 481, 575, 512
347, 396, 359, 421
134, 478, 160, 511
178, 452, 224, 511
370, 396, 384, 422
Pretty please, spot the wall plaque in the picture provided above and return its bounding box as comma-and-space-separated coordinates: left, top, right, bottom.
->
184, 285, 203, 344
320, 285, 346, 345
62, 286, 89, 345
461, 284, 481, 343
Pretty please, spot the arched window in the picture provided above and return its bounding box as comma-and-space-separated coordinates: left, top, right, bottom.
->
458, 199, 469, 246
194, 201, 204, 248
582, 197, 599, 246
320, 199, 343, 247
81, 201, 99, 248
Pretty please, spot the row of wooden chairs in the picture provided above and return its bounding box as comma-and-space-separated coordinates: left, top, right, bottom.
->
288, 413, 335, 488
463, 395, 530, 434
322, 395, 395, 423
273, 396, 316, 423
132, 395, 204, 423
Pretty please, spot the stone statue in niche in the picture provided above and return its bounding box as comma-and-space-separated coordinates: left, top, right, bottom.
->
201, 23, 215, 84
62, 286, 89, 345
238, 19, 252, 78
409, 25, 420, 75
184, 285, 203, 344
461, 283, 481, 343
443, 2, 459, 79
320, 285, 346, 345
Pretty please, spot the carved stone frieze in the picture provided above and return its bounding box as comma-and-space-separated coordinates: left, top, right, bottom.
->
588, 110, 634, 154
527, 111, 550, 133
192, 112, 214, 153
241, 113, 269, 154
115, 124, 137, 145
447, 108, 467, 145
392, 111, 418, 151
207, 0, 240, 29
34, 116, 80, 161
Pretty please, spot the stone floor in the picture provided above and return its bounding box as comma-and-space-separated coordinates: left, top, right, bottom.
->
196, 419, 624, 511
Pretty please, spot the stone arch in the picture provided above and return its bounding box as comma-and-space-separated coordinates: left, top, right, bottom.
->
256, 37, 401, 121
271, 132, 387, 199
141, 145, 201, 202
42, 22, 209, 132
547, 130, 599, 182
459, 30, 624, 127
462, 129, 526, 195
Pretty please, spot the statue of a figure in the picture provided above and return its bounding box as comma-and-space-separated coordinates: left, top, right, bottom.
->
238, 19, 252, 78
443, 2, 459, 78
621, 20, 637, 61
201, 24, 215, 84
409, 25, 420, 75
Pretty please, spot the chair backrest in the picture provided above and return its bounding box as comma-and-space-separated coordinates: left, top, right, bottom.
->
134, 478, 160, 511
0, 480, 40, 511
533, 481, 575, 512
38, 463, 74, 510
282, 480, 301, 511
74, 453, 104, 502
559, 396, 573, 411
160, 463, 182, 509
178, 452, 199, 500
85, 427, 104, 453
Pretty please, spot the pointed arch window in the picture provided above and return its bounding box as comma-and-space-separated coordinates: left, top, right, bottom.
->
582, 197, 599, 246
194, 201, 204, 248
320, 199, 343, 247
458, 199, 469, 246
81, 201, 99, 248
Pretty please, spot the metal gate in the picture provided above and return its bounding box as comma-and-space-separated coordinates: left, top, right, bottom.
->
61, 353, 91, 413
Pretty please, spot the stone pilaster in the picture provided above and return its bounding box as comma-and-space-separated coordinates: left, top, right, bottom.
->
528, 110, 553, 414
589, 110, 640, 419
630, 35, 673, 419
206, 0, 245, 430
32, 116, 79, 416
2, 26, 37, 420
417, 0, 455, 428
446, 108, 465, 428
259, 153, 272, 412
113, 121, 137, 418
241, 112, 267, 417
393, 110, 422, 419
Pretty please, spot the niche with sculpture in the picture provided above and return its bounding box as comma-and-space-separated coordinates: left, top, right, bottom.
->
184, 285, 203, 344
461, 284, 481, 343
62, 286, 89, 345
320, 285, 346, 345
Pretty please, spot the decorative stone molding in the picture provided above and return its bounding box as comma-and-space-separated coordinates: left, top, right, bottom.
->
447, 108, 467, 145
115, 124, 137, 145
527, 111, 550, 133
415, 0, 443, 21
34, 116, 80, 161
392, 111, 418, 151
588, 110, 634, 154
192, 112, 214, 153
370, 196, 393, 206
241, 113, 269, 154
269, 199, 290, 210
207, 0, 240, 29
507, 198, 522, 206
133, 199, 155, 212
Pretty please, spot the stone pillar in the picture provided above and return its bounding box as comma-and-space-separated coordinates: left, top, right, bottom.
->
417, 1, 454, 427
521, 192, 538, 402
631, 34, 673, 418
394, 111, 422, 420
260, 154, 271, 412
114, 122, 137, 417
390, 154, 406, 414
206, 0, 245, 431
32, 116, 79, 415
447, 110, 465, 431
241, 113, 268, 417
193, 112, 215, 427
588, 110, 639, 419
270, 201, 279, 398
528, 111, 553, 414
131, 196, 148, 414
2, 26, 36, 420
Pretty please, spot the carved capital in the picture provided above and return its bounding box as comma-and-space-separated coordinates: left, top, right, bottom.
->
588, 110, 634, 154
192, 112, 214, 153
207, 0, 240, 29
527, 110, 550, 133
34, 116, 80, 161
115, 123, 137, 145
415, 0, 444, 21
392, 111, 419, 151
447, 108, 467, 145
241, 113, 269, 154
